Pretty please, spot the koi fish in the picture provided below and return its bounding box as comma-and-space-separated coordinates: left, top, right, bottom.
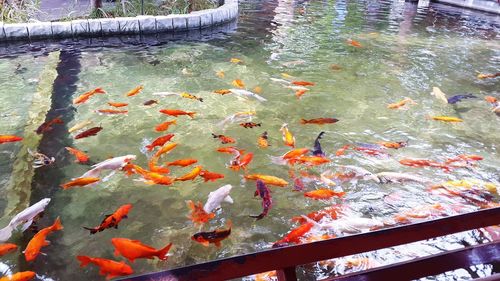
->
212, 133, 236, 144
0, 243, 17, 257
83, 204, 132, 234
73, 87, 106, 104
245, 174, 288, 187
77, 256, 133, 280
431, 87, 448, 104
253, 86, 262, 94
240, 122, 261, 128
347, 39, 362, 48
272, 222, 313, 248
60, 177, 100, 189
295, 89, 309, 99
175, 166, 202, 181
230, 58, 243, 64
180, 92, 203, 102
213, 89, 232, 95
280, 123, 295, 147
215, 71, 225, 78
216, 146, 245, 156
96, 109, 128, 115
74, 126, 103, 139
125, 85, 143, 97
155, 120, 177, 132
283, 148, 310, 160
24, 217, 63, 261
0, 135, 23, 144
485, 96, 498, 104
153, 143, 178, 159
477, 72, 500, 79
186, 200, 215, 225
300, 118, 339, 125
107, 102, 128, 108
232, 79, 245, 88
335, 165, 380, 183
133, 165, 174, 185
377, 141, 407, 149
229, 89, 267, 102
445, 154, 483, 164
312, 132, 325, 157
295, 156, 330, 166
257, 131, 269, 148
145, 134, 175, 151
217, 111, 257, 128
291, 81, 315, 86
148, 157, 170, 174
250, 180, 272, 220
376, 172, 431, 184
387, 97, 417, 109
199, 170, 225, 182
0, 271, 36, 281
166, 159, 197, 167
36, 115, 64, 134
336, 145, 350, 156
430, 116, 463, 122
27, 148, 52, 167
447, 94, 477, 104
191, 221, 232, 247
203, 184, 233, 213
229, 152, 253, 171
81, 155, 136, 179
68, 120, 92, 133
159, 109, 196, 118
0, 198, 51, 242
301, 215, 383, 234
143, 99, 158, 106
111, 238, 172, 263
304, 189, 345, 200
399, 158, 451, 172
65, 147, 89, 163
291, 206, 340, 224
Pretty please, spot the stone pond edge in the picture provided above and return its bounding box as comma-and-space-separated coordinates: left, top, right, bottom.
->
0, 0, 238, 42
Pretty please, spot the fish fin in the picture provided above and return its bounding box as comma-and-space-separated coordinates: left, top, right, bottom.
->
20, 219, 33, 232
102, 171, 116, 182
201, 241, 210, 247
0, 226, 13, 242
188, 112, 196, 119
82, 226, 98, 234
300, 119, 307, 124
223, 195, 234, 204
77, 255, 92, 267
156, 242, 173, 260
40, 251, 48, 256
214, 241, 222, 247
114, 248, 120, 257
43, 240, 51, 246
105, 274, 120, 280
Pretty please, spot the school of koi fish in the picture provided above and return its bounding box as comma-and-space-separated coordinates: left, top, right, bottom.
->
0, 54, 499, 281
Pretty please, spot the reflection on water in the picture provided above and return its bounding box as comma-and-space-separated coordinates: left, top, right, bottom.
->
0, 0, 499, 280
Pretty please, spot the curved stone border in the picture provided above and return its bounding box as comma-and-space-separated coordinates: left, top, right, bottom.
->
0, 0, 238, 42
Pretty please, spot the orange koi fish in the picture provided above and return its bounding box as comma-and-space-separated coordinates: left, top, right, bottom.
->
96, 109, 128, 114
229, 152, 253, 171
133, 165, 174, 185
107, 102, 128, 108
36, 115, 64, 134
240, 122, 261, 128
253, 86, 263, 94
244, 174, 288, 187
213, 89, 232, 95
295, 89, 309, 99
212, 134, 236, 144
300, 118, 339, 125
282, 148, 310, 160
347, 39, 362, 48
273, 222, 313, 248
0, 243, 17, 257
111, 238, 172, 263
65, 147, 89, 163
485, 96, 498, 104
77, 256, 133, 280
257, 131, 269, 148
24, 217, 63, 261
155, 120, 177, 132
73, 87, 106, 104
445, 154, 483, 164
159, 109, 196, 118
74, 126, 103, 139
145, 134, 175, 151
280, 123, 295, 147
232, 79, 245, 88
354, 146, 388, 156
292, 81, 315, 86
304, 189, 345, 200
60, 177, 100, 190
230, 58, 243, 64
125, 85, 144, 97
0, 271, 36, 281
295, 156, 331, 166
186, 200, 215, 225
153, 142, 178, 159
200, 170, 225, 182
0, 135, 23, 144
166, 159, 198, 167
477, 72, 500, 79
377, 141, 407, 149
191, 221, 232, 247
291, 206, 340, 224
429, 116, 463, 122
148, 157, 170, 174
83, 204, 132, 234
399, 158, 451, 172
335, 145, 350, 156
175, 166, 202, 181
387, 97, 417, 109
143, 99, 158, 106
216, 146, 245, 156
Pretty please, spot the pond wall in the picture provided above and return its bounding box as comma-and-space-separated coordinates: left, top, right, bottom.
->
0, 0, 238, 42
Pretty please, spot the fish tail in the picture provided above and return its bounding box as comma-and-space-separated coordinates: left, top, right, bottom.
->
249, 213, 265, 220
95, 87, 106, 94
156, 243, 173, 260
172, 119, 177, 125
76, 255, 92, 267
186, 200, 195, 211
211, 133, 218, 139
82, 226, 98, 234
0, 225, 13, 242
317, 131, 325, 139
188, 112, 196, 119
145, 145, 153, 151
300, 119, 307, 124
199, 98, 204, 102
51, 217, 64, 231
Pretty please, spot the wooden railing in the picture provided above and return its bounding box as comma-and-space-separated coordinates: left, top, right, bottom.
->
120, 207, 500, 281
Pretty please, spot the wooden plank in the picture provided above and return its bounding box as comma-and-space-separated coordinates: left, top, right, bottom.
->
328, 241, 500, 281
120, 207, 500, 281
276, 266, 297, 281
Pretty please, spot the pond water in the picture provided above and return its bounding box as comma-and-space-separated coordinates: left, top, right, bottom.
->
0, 0, 499, 280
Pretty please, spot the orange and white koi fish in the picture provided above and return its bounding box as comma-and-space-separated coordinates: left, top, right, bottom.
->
0, 271, 36, 281
60, 177, 100, 190
24, 217, 63, 261
65, 147, 89, 163
213, 89, 232, 95
280, 123, 295, 147
300, 118, 339, 125
83, 204, 132, 234
155, 120, 177, 132
0, 243, 17, 257
145, 134, 175, 151
304, 189, 345, 200
0, 135, 23, 144
125, 85, 143, 97
175, 166, 202, 181
96, 109, 128, 115
257, 131, 269, 148
387, 97, 417, 109
229, 152, 253, 171
232, 79, 245, 88
186, 200, 215, 225
292, 81, 315, 86
192, 221, 232, 247
73, 87, 106, 104
429, 116, 463, 122
107, 102, 128, 108
166, 159, 198, 167
212, 134, 236, 144
199, 170, 225, 182
477, 72, 500, 79
245, 174, 288, 187
216, 146, 245, 156
160, 109, 196, 118
273, 222, 313, 248
347, 39, 362, 48
111, 238, 172, 263
77, 256, 133, 280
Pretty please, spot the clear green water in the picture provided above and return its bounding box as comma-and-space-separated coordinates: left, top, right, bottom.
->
0, 0, 499, 280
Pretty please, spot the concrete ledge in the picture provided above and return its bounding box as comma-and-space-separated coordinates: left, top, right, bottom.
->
0, 0, 238, 42
432, 0, 500, 14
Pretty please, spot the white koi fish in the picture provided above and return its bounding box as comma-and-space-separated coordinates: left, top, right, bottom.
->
301, 215, 383, 234
336, 165, 380, 183
229, 89, 267, 102
0, 198, 51, 242
203, 184, 234, 213
81, 155, 136, 180
376, 172, 432, 184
